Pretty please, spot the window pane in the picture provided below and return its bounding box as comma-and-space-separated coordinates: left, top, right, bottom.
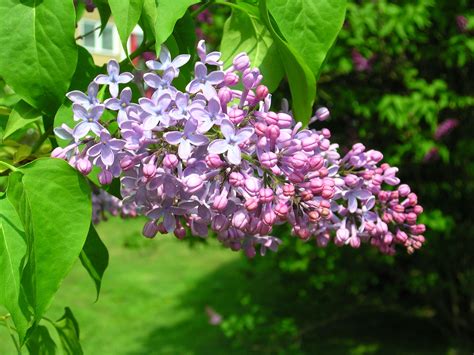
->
102, 27, 113, 51
83, 23, 95, 48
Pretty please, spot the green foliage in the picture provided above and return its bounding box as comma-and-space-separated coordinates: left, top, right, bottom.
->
220, 7, 284, 91
3, 101, 42, 140
79, 225, 110, 301
0, 0, 78, 114
109, 0, 145, 55
4, 158, 92, 342
154, 0, 200, 46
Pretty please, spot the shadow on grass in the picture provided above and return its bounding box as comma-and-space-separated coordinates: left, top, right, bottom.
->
131, 255, 460, 355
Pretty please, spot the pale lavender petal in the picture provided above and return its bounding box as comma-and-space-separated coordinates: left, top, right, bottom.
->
88, 82, 99, 97
208, 97, 221, 114
117, 72, 134, 84
99, 130, 111, 142
227, 145, 241, 165
139, 98, 156, 114
207, 71, 225, 85
172, 54, 191, 68
87, 143, 102, 156
365, 196, 376, 210
162, 68, 176, 82
178, 139, 192, 160
147, 207, 163, 220
90, 122, 104, 136
175, 92, 188, 109
67, 91, 89, 105
54, 125, 73, 140
355, 189, 372, 200
73, 104, 88, 120
143, 115, 160, 130
189, 108, 208, 121
163, 212, 176, 232
73, 122, 90, 139
94, 74, 110, 85
187, 80, 201, 94
206, 52, 223, 66
197, 40, 206, 62
220, 119, 235, 139
195, 62, 207, 79
109, 139, 126, 150
157, 94, 172, 111
104, 98, 122, 110
107, 60, 119, 76
188, 134, 209, 146
159, 45, 171, 65
348, 196, 358, 213
208, 139, 228, 154
197, 119, 213, 133
235, 128, 254, 143
143, 73, 161, 88
90, 105, 105, 120
146, 60, 165, 71
120, 87, 132, 103
184, 118, 198, 136
109, 83, 119, 98
202, 84, 217, 100
164, 131, 183, 145
101, 145, 114, 166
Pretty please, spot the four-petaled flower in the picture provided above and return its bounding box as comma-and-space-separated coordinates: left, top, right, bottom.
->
72, 104, 105, 139
139, 93, 172, 130
95, 60, 133, 97
190, 97, 227, 133
208, 119, 254, 164
146, 45, 191, 75
88, 130, 126, 166
66, 82, 99, 109
164, 118, 209, 160
104, 87, 136, 126
186, 62, 224, 99
147, 198, 187, 232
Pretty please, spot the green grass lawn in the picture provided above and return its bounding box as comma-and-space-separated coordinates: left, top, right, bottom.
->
0, 218, 470, 354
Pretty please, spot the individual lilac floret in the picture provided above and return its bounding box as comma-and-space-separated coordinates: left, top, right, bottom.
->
95, 60, 133, 98
190, 97, 227, 133
139, 93, 172, 129
88, 130, 126, 166
197, 39, 223, 66
164, 119, 209, 160
186, 62, 224, 99
208, 119, 254, 164
104, 88, 135, 126
66, 82, 99, 109
146, 45, 191, 75
72, 104, 105, 139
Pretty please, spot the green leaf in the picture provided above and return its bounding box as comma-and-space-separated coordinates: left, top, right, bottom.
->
109, 0, 145, 55
141, 0, 158, 39
267, 0, 346, 77
259, 0, 316, 125
220, 8, 284, 91
79, 225, 109, 301
0, 195, 32, 341
26, 325, 57, 355
53, 307, 83, 355
154, 0, 199, 46
70, 46, 100, 93
3, 101, 42, 139
95, 0, 112, 34
7, 158, 92, 341
0, 0, 78, 114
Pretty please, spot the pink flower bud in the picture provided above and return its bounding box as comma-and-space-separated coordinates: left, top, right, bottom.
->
308, 156, 324, 170
142, 221, 158, 238
262, 206, 276, 226
264, 112, 279, 125
315, 107, 330, 121
283, 183, 295, 196
163, 154, 179, 169
244, 245, 256, 258
211, 214, 229, 232
260, 152, 278, 168
120, 156, 135, 170
244, 177, 260, 194
98, 169, 113, 185
277, 113, 292, 128
232, 210, 249, 229
255, 122, 267, 136
218, 87, 233, 105
258, 188, 273, 203
308, 210, 320, 222
289, 152, 308, 170
233, 53, 250, 71
255, 85, 269, 100
76, 158, 92, 175
213, 193, 228, 211
174, 226, 186, 239
370, 150, 383, 163
274, 202, 289, 218
301, 135, 318, 151
229, 172, 244, 187
205, 154, 224, 168
242, 68, 262, 89
413, 205, 424, 215
244, 197, 259, 211
228, 107, 245, 125
344, 174, 359, 187
265, 124, 280, 141
396, 230, 408, 243
143, 163, 157, 178
224, 72, 239, 86
51, 147, 66, 159
184, 174, 204, 193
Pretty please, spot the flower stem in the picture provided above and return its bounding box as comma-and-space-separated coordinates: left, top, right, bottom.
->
2, 316, 21, 355
0, 161, 18, 172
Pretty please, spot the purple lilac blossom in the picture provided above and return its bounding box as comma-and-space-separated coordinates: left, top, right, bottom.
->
54, 41, 426, 257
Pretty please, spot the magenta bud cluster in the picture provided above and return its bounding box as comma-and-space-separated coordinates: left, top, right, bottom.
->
53, 40, 425, 257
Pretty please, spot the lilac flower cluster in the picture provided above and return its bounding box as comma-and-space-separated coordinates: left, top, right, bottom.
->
53, 40, 425, 256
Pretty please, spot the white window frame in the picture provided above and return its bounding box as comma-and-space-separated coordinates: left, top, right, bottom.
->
80, 19, 119, 56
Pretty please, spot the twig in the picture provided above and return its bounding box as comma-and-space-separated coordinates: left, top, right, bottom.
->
128, 40, 156, 62
75, 25, 101, 41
